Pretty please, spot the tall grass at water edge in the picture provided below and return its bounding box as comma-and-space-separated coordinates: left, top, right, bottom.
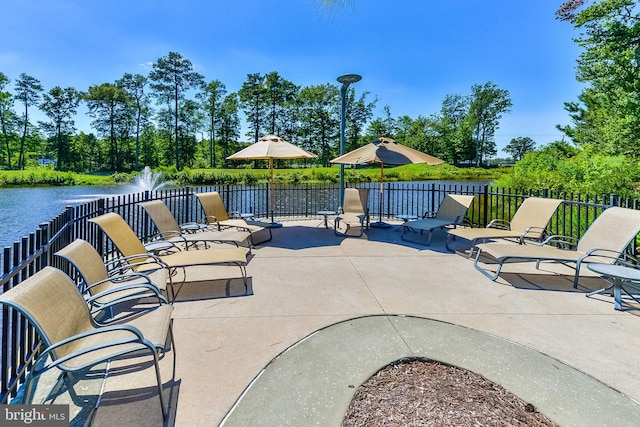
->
0, 164, 504, 188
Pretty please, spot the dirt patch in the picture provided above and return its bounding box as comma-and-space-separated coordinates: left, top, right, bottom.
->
343, 358, 560, 427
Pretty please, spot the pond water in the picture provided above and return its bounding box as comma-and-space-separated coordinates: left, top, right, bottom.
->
0, 185, 139, 249
0, 180, 490, 249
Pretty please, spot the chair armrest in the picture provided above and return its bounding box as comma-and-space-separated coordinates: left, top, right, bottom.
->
153, 230, 186, 241
486, 219, 511, 230
109, 254, 169, 271
582, 248, 628, 261
519, 226, 548, 243
86, 282, 169, 315
86, 271, 160, 291
540, 235, 578, 249
36, 323, 155, 373
614, 254, 640, 269
453, 215, 472, 226
203, 215, 219, 224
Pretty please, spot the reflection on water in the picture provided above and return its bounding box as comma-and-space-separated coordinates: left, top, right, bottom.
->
0, 185, 138, 249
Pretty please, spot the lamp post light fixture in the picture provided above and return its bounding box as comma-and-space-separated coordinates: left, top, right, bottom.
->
337, 73, 362, 208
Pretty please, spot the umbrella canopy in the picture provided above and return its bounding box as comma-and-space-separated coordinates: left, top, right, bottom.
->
227, 134, 316, 160
331, 136, 444, 227
227, 135, 317, 225
330, 136, 443, 166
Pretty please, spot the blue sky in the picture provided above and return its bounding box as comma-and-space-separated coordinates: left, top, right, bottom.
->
1, 0, 583, 155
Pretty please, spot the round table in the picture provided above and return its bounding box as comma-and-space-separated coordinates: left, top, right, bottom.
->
396, 214, 418, 223
181, 222, 206, 233
587, 263, 640, 310
144, 240, 175, 254
317, 211, 336, 228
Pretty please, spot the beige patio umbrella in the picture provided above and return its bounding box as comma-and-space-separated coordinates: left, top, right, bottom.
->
331, 136, 444, 227
227, 135, 317, 226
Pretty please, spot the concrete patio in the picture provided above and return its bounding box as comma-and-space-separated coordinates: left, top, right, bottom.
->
75, 219, 640, 426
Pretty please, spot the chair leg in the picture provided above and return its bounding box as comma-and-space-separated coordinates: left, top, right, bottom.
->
150, 348, 168, 421
474, 249, 503, 281
22, 372, 38, 404
573, 260, 584, 289
238, 264, 248, 294
424, 230, 434, 245
444, 234, 455, 253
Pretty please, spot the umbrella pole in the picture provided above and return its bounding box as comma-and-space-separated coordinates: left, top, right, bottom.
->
370, 163, 391, 228
269, 158, 282, 228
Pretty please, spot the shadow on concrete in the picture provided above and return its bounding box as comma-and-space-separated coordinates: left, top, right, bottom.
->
171, 277, 253, 302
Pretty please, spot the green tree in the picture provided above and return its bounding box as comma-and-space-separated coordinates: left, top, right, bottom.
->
238, 73, 267, 143
364, 118, 388, 140
38, 86, 82, 170
68, 132, 100, 171
556, 0, 640, 155
431, 94, 474, 165
297, 84, 339, 165
178, 99, 202, 168
263, 71, 299, 137
468, 81, 512, 166
218, 93, 241, 167
84, 83, 133, 171
14, 73, 43, 170
504, 136, 536, 161
395, 115, 441, 160
344, 89, 376, 152
0, 73, 17, 168
364, 105, 398, 142
118, 73, 149, 170
149, 52, 204, 169
199, 80, 226, 167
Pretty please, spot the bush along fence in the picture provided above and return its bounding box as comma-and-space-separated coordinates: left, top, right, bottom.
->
0, 182, 637, 403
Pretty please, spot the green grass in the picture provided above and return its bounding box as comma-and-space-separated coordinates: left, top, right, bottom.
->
0, 164, 506, 188
0, 169, 118, 187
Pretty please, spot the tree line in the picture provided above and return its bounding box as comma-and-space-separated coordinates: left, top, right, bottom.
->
0, 51, 516, 173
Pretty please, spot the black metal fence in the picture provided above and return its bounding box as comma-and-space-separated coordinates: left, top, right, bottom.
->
0, 182, 636, 403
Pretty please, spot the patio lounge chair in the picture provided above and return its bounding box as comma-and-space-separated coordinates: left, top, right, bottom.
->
446, 197, 563, 257
401, 194, 475, 245
0, 266, 174, 419
89, 213, 249, 295
55, 239, 169, 316
139, 200, 252, 252
474, 206, 640, 288
334, 188, 370, 237
195, 191, 272, 245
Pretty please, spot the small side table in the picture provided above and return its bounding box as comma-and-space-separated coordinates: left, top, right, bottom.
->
396, 214, 418, 223
181, 222, 206, 233
587, 263, 640, 310
317, 210, 336, 228
144, 240, 175, 255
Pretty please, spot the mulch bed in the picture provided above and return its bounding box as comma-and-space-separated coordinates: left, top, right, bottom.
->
343, 358, 560, 427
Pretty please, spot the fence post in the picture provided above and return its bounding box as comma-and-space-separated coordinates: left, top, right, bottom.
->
610, 194, 618, 207
64, 205, 74, 247
482, 185, 489, 227
182, 186, 190, 223
430, 182, 435, 214
38, 221, 49, 268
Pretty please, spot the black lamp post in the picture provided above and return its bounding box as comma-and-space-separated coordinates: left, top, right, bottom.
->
337, 73, 362, 208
